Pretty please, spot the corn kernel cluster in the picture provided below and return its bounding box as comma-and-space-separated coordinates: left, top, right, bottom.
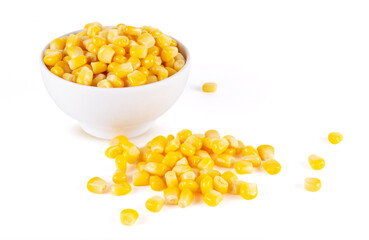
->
87, 129, 282, 226
43, 22, 186, 87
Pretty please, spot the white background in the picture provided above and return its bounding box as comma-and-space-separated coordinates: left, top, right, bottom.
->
0, 0, 368, 239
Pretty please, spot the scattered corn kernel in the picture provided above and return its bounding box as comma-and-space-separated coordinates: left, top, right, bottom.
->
87, 177, 107, 194
234, 160, 253, 174
120, 209, 138, 226
132, 171, 150, 186
164, 187, 179, 205
178, 188, 194, 208
202, 82, 217, 93
150, 176, 166, 191
213, 176, 228, 194
262, 159, 281, 175
146, 196, 164, 212
328, 132, 343, 144
257, 145, 275, 160
240, 182, 258, 200
109, 182, 132, 196
308, 154, 325, 170
203, 190, 223, 207
304, 178, 321, 192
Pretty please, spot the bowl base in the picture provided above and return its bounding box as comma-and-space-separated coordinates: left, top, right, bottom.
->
80, 121, 154, 139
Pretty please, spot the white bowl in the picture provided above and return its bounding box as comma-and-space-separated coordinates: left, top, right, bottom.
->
40, 31, 191, 139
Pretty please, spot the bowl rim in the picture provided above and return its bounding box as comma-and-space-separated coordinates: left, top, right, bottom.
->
40, 28, 191, 91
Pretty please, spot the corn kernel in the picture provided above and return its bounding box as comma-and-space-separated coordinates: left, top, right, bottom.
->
148, 46, 160, 56
138, 67, 149, 76
120, 209, 138, 226
200, 169, 221, 178
66, 34, 81, 48
50, 66, 64, 77
200, 175, 213, 194
112, 169, 127, 183
150, 176, 166, 191
305, 178, 321, 192
146, 151, 165, 163
328, 132, 343, 144
146, 196, 164, 212
174, 59, 185, 71
180, 170, 197, 181
257, 145, 274, 160
107, 74, 124, 88
163, 187, 179, 205
85, 52, 97, 63
178, 188, 193, 208
177, 129, 192, 143
109, 44, 126, 55
202, 82, 217, 93
229, 180, 244, 195
113, 54, 127, 64
130, 45, 148, 59
76, 66, 93, 86
91, 62, 107, 74
105, 145, 123, 159
67, 46, 84, 58
308, 154, 325, 170
185, 136, 202, 150
97, 45, 115, 63
172, 165, 192, 176
124, 26, 142, 36
107, 29, 119, 43
137, 162, 146, 171
162, 152, 179, 169
165, 171, 178, 188
68, 55, 87, 70
109, 182, 132, 196
92, 36, 106, 47
127, 56, 141, 70
240, 182, 258, 200
212, 139, 229, 155
215, 154, 235, 168
165, 67, 177, 77
188, 156, 201, 168
86, 42, 99, 54
157, 34, 172, 48
203, 190, 223, 207
175, 157, 189, 166
175, 52, 185, 60
144, 162, 168, 176
97, 79, 113, 88
62, 73, 76, 82
50, 38, 66, 50
262, 159, 281, 175
213, 176, 228, 194
221, 171, 238, 185
112, 36, 129, 47
87, 26, 101, 38
151, 135, 166, 153
127, 70, 147, 87
179, 179, 199, 192
132, 171, 150, 186
242, 146, 258, 156
241, 155, 262, 167
137, 33, 155, 48
87, 177, 107, 194
123, 146, 140, 164
161, 46, 178, 62
115, 155, 127, 172
142, 54, 156, 69
197, 157, 214, 170
235, 160, 253, 174
180, 142, 196, 156
114, 62, 133, 78
43, 51, 63, 66
55, 61, 72, 73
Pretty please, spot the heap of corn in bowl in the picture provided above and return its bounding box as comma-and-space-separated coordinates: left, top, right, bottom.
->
43, 22, 186, 87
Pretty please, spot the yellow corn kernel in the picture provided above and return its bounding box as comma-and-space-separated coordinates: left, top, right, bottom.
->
148, 46, 160, 56
178, 188, 194, 208
200, 175, 213, 194
150, 29, 162, 38
150, 135, 166, 153
91, 61, 107, 74
113, 54, 127, 64
68, 55, 87, 70
240, 182, 258, 200
305, 178, 321, 192
175, 52, 185, 61
180, 142, 196, 157
92, 36, 106, 47
62, 73, 76, 82
141, 54, 156, 69
213, 176, 228, 194
50, 66, 64, 77
241, 155, 262, 167
136, 162, 146, 172
242, 146, 258, 156
179, 179, 199, 192
237, 140, 246, 154
115, 155, 127, 172
203, 190, 223, 207
67, 46, 83, 58
165, 171, 178, 188
86, 42, 99, 54
165, 67, 177, 77
229, 180, 244, 195
205, 130, 220, 139
165, 58, 175, 68
87, 25, 101, 38
55, 61, 72, 73
117, 24, 126, 34
197, 157, 214, 170
107, 74, 124, 88
157, 34, 172, 48
44, 49, 62, 56
50, 38, 66, 50
112, 36, 130, 47
172, 165, 192, 176
195, 150, 210, 158
137, 33, 155, 48
72, 64, 92, 76
202, 82, 217, 93
127, 70, 147, 86
308, 154, 325, 170
146, 151, 165, 163
112, 169, 127, 183
215, 154, 235, 168
161, 46, 178, 62
43, 51, 63, 66
149, 176, 166, 191
76, 66, 93, 86
165, 137, 180, 153
85, 52, 97, 63
235, 160, 253, 174
87, 177, 107, 194
84, 22, 102, 30
257, 145, 274, 160
109, 182, 132, 196
124, 26, 142, 36
166, 134, 175, 142
114, 62, 133, 78
200, 169, 221, 178
162, 152, 179, 168
187, 156, 201, 168
185, 136, 202, 150
262, 159, 281, 175
66, 34, 81, 48
221, 171, 238, 185
180, 170, 196, 181
127, 56, 141, 70
110, 135, 129, 146
212, 139, 229, 155
123, 145, 140, 164
138, 67, 149, 76
146, 196, 164, 212
97, 79, 113, 88
109, 44, 126, 55
97, 45, 115, 63
164, 187, 179, 205
177, 129, 192, 143
107, 29, 119, 43
174, 59, 185, 71
328, 132, 343, 144
132, 171, 150, 186
144, 162, 168, 176
171, 38, 178, 47
105, 145, 123, 159
222, 135, 238, 148
175, 157, 189, 166
120, 209, 138, 226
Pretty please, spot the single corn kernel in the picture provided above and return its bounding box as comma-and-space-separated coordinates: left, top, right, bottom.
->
200, 175, 213, 194
205, 130, 220, 139
177, 129, 192, 143
223, 135, 239, 148
241, 155, 262, 167
163, 187, 179, 205
165, 67, 177, 77
151, 135, 166, 153
305, 178, 322, 192
221, 171, 238, 185
105, 145, 123, 159
120, 209, 138, 226
175, 157, 189, 166
97, 45, 115, 63
175, 52, 185, 60
229, 180, 245, 195
138, 67, 149, 76
87, 177, 107, 194
66, 34, 81, 48
150, 176, 166, 191
215, 154, 235, 168
97, 79, 113, 88
328, 132, 343, 144
55, 61, 72, 73
68, 55, 87, 70
85, 52, 97, 63
144, 162, 168, 176
196, 150, 211, 159
242, 146, 259, 156
178, 188, 194, 208
165, 137, 180, 153
50, 66, 64, 77
180, 142, 196, 156
224, 148, 237, 156
127, 56, 141, 70
50, 38, 66, 50
107, 74, 124, 88
109, 44, 126, 55
91, 62, 107, 74
77, 66, 94, 86
110, 135, 128, 146
115, 155, 127, 172
188, 156, 201, 168
107, 29, 119, 43
180, 170, 197, 181
109, 182, 132, 196
184, 136, 203, 150
132, 171, 150, 186
112, 36, 130, 47
67, 46, 84, 58
84, 22, 102, 30
262, 159, 281, 175
86, 42, 99, 54
113, 54, 127, 64
137, 33, 156, 48
167, 134, 175, 142
112, 169, 127, 184
148, 46, 160, 55
43, 51, 63, 66
162, 152, 179, 169
146, 151, 165, 163
92, 36, 107, 47
237, 140, 246, 154
235, 160, 253, 174
87, 25, 101, 38
130, 45, 148, 59
165, 171, 178, 188
213, 176, 228, 194
161, 46, 178, 62
212, 139, 230, 155
200, 169, 221, 178
308, 154, 325, 170
257, 145, 275, 160
114, 62, 134, 78
62, 73, 76, 82
145, 196, 164, 212
202, 82, 217, 93
142, 54, 156, 69
197, 157, 214, 170
240, 182, 258, 200
157, 34, 172, 48
124, 26, 142, 36
174, 59, 185, 71
179, 179, 199, 192
203, 190, 223, 207
92, 73, 105, 86
127, 70, 147, 87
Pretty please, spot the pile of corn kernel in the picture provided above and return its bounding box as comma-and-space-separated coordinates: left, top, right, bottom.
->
87, 129, 282, 226
43, 22, 185, 87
